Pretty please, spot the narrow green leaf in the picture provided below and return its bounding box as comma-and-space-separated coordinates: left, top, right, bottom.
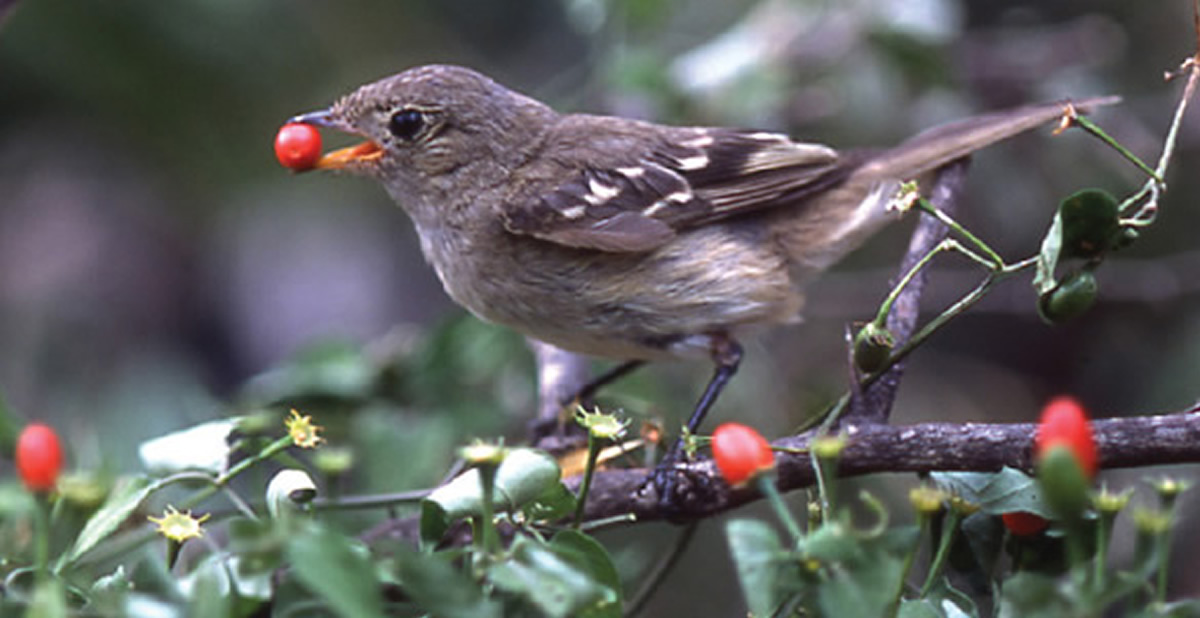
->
59, 476, 153, 568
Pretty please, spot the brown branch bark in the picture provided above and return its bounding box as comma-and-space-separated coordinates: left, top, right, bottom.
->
575, 405, 1200, 524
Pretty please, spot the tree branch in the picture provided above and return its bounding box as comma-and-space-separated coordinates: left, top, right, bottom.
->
845, 159, 970, 425
576, 404, 1200, 524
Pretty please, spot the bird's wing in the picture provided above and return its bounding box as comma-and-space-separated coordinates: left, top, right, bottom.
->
501, 121, 846, 253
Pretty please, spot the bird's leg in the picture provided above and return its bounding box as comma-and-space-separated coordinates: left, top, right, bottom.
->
647, 335, 743, 516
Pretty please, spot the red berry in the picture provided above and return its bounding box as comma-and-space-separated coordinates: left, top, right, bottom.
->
274, 123, 323, 170
1001, 511, 1049, 536
711, 423, 775, 487
16, 423, 63, 493
1035, 395, 1098, 479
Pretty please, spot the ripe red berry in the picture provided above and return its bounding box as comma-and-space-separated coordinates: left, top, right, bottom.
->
1001, 511, 1049, 536
1035, 395, 1098, 479
16, 423, 63, 493
274, 123, 323, 170
711, 423, 775, 487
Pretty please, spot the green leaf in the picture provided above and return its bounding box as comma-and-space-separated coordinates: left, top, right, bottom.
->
59, 475, 153, 568
286, 523, 384, 618
1058, 189, 1121, 260
803, 520, 861, 563
1037, 269, 1098, 324
1033, 189, 1119, 301
488, 535, 616, 618
726, 518, 791, 617
549, 530, 623, 617
89, 566, 132, 615
186, 567, 233, 618
997, 572, 1069, 618
1033, 208, 1065, 296
932, 468, 1051, 518
394, 547, 500, 618
1153, 599, 1200, 618
814, 527, 915, 618
920, 576, 977, 617
523, 481, 578, 523
897, 599, 943, 618
420, 448, 561, 546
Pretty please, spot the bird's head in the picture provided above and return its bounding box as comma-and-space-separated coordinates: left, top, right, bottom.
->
288, 64, 555, 204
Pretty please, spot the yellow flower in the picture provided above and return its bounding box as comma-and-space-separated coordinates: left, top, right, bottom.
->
285, 409, 324, 449
574, 406, 628, 441
148, 505, 210, 542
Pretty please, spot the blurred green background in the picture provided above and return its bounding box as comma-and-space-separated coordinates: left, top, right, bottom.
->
2, 0, 1199, 612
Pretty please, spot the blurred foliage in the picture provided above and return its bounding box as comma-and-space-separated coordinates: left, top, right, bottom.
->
1, 0, 1200, 614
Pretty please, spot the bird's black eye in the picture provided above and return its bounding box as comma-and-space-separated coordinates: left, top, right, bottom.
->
388, 109, 425, 140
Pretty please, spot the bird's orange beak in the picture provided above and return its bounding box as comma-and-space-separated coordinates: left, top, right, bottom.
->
287, 110, 383, 171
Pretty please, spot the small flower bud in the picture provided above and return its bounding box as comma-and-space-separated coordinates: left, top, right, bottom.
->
313, 446, 355, 476
811, 434, 847, 460
574, 406, 629, 441
909, 486, 947, 516
459, 440, 508, 467
1093, 487, 1132, 515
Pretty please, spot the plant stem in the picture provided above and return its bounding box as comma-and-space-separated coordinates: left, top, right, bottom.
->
919, 509, 962, 597
757, 475, 804, 547
573, 431, 602, 528
32, 494, 50, 584
476, 462, 500, 555
916, 199, 1005, 268
896, 511, 929, 607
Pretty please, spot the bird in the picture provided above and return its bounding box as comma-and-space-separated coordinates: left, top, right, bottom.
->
285, 63, 1112, 503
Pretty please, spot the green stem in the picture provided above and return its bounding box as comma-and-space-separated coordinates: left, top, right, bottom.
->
573, 432, 602, 528
1094, 510, 1115, 593
887, 258, 1036, 370
176, 436, 294, 511
896, 512, 930, 606
1071, 115, 1161, 182
915, 199, 1005, 268
312, 488, 431, 510
1156, 528, 1171, 604
32, 493, 51, 584
756, 475, 803, 547
873, 240, 954, 325
476, 463, 500, 555
809, 447, 835, 523
919, 509, 962, 597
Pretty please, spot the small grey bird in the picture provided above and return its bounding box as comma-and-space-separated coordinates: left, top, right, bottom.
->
287, 64, 1110, 497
